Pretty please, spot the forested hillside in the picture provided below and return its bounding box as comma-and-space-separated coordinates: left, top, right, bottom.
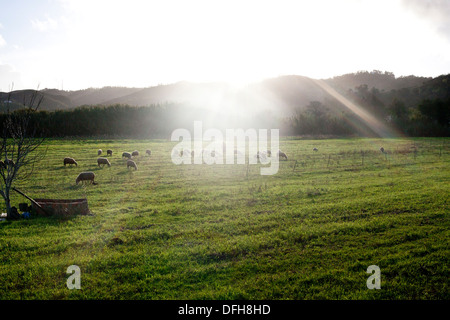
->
1, 71, 449, 137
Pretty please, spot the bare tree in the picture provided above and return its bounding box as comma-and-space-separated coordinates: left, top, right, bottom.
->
0, 89, 47, 219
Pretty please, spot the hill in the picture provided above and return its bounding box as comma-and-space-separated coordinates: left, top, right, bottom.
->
0, 71, 447, 117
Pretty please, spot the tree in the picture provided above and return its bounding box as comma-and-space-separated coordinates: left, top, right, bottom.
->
388, 98, 409, 131
0, 90, 47, 219
418, 99, 450, 127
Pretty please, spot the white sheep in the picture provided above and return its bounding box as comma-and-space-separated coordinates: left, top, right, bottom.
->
75, 172, 96, 185
63, 157, 78, 166
256, 151, 267, 160
127, 159, 138, 170
98, 149, 102, 156
97, 157, 111, 167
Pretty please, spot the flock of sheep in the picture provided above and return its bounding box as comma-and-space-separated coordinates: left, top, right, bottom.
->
66, 148, 152, 185
173, 147, 290, 161
68, 147, 293, 186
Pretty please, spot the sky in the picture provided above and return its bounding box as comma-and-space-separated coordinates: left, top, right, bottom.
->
0, 0, 449, 91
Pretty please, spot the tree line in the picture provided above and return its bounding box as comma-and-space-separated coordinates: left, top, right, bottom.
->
0, 97, 448, 138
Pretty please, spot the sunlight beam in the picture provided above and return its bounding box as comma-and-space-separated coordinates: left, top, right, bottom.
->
312, 79, 398, 138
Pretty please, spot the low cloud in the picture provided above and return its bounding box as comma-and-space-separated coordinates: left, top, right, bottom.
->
0, 64, 23, 91
401, 0, 450, 39
31, 16, 58, 32
0, 34, 6, 47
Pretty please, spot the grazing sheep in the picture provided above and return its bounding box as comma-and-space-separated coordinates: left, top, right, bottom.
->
313, 147, 318, 152
127, 159, 138, 170
75, 172, 96, 185
63, 157, 78, 166
107, 149, 113, 156
98, 149, 102, 156
97, 157, 111, 167
380, 147, 385, 153
132, 150, 139, 157
256, 151, 267, 160
122, 152, 132, 159
146, 149, 151, 156
278, 150, 288, 160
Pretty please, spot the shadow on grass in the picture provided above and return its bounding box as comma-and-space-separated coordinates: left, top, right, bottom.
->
51, 166, 79, 171
117, 169, 135, 175
0, 212, 90, 228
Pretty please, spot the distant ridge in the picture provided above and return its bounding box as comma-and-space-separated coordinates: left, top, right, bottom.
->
1, 71, 445, 115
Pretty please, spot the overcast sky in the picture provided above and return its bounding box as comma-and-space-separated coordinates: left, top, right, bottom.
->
0, 0, 449, 91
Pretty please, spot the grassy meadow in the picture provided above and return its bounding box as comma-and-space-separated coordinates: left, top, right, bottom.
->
0, 137, 449, 300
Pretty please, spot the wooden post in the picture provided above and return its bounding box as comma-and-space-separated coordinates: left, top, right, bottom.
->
11, 187, 48, 215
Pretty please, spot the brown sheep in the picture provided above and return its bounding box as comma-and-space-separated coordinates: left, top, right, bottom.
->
75, 172, 96, 185
107, 149, 113, 156
278, 150, 288, 160
122, 152, 132, 159
63, 157, 78, 166
97, 157, 111, 167
127, 159, 138, 170
132, 150, 139, 157
146, 149, 151, 156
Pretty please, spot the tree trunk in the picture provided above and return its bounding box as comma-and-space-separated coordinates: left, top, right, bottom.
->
5, 189, 19, 220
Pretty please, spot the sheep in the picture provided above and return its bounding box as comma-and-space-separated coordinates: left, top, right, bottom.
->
313, 147, 318, 152
132, 150, 139, 157
146, 149, 151, 156
380, 147, 385, 153
75, 172, 96, 185
63, 157, 78, 166
278, 150, 288, 160
122, 152, 132, 159
98, 149, 102, 156
97, 157, 111, 167
107, 149, 113, 156
127, 159, 138, 170
256, 151, 267, 160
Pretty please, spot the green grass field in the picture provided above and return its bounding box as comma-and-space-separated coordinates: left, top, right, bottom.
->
0, 137, 448, 300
